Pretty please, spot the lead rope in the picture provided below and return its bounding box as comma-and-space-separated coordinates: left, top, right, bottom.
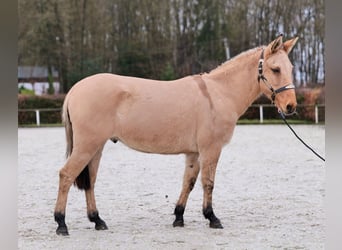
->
279, 111, 325, 162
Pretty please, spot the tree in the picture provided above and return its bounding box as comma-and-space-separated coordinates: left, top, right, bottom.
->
18, 0, 325, 93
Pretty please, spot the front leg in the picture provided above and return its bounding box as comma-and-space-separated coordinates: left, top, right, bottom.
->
173, 153, 200, 227
200, 148, 223, 229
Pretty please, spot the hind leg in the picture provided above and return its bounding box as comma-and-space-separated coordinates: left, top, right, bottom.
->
54, 140, 103, 235
85, 145, 108, 230
173, 153, 200, 227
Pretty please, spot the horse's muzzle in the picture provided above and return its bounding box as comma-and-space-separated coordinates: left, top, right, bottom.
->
278, 105, 297, 116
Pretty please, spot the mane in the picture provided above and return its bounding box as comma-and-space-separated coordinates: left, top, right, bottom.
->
209, 46, 265, 75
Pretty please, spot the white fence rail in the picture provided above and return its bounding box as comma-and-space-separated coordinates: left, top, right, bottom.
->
248, 104, 325, 124
18, 108, 61, 126
249, 104, 325, 124
18, 104, 325, 126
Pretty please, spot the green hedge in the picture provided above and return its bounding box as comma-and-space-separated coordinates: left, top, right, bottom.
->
18, 94, 65, 124
18, 86, 324, 125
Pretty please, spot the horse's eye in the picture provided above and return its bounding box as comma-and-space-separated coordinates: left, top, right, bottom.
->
271, 68, 280, 73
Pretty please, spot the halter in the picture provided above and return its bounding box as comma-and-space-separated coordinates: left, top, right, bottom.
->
257, 49, 295, 103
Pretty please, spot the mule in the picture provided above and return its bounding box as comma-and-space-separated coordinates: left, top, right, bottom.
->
54, 35, 298, 235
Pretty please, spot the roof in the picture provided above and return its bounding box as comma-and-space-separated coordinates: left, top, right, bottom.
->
18, 66, 59, 79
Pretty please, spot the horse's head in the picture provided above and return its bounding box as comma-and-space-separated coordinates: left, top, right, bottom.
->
259, 35, 299, 115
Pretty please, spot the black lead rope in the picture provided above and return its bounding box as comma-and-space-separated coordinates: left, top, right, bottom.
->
279, 111, 325, 162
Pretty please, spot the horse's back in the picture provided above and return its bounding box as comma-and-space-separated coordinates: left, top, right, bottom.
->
67, 73, 194, 100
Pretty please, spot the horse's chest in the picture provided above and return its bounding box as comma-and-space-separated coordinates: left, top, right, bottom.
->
206, 117, 236, 146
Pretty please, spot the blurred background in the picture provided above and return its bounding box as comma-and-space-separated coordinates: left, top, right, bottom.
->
17, 0, 325, 125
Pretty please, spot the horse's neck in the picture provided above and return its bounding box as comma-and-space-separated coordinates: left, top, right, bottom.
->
206, 49, 262, 117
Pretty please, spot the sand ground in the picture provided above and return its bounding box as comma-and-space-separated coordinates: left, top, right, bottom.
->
18, 125, 325, 249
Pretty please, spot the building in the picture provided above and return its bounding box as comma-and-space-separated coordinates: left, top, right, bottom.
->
18, 66, 60, 95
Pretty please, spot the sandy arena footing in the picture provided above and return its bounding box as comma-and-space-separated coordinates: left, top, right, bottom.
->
18, 125, 325, 249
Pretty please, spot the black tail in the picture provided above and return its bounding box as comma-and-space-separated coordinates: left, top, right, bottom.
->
74, 165, 91, 190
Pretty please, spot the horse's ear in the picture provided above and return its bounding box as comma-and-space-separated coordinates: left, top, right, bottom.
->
283, 37, 299, 54
270, 34, 283, 53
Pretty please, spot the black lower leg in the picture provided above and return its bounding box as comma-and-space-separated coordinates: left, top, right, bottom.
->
203, 204, 223, 229
88, 211, 108, 230
54, 212, 69, 236
173, 205, 185, 227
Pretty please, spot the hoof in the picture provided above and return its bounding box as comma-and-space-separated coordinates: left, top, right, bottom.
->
173, 205, 185, 227
88, 211, 108, 231
209, 219, 223, 229
173, 219, 184, 227
95, 221, 108, 230
54, 212, 69, 235
56, 225, 69, 236
203, 204, 223, 229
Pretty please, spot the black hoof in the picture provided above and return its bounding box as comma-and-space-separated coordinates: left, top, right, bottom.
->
173, 205, 185, 227
88, 211, 108, 231
55, 212, 69, 235
95, 220, 108, 230
173, 219, 184, 227
203, 204, 223, 229
56, 225, 69, 236
209, 219, 223, 229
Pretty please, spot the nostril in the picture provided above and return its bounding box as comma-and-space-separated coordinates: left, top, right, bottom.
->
286, 104, 294, 113
286, 104, 296, 114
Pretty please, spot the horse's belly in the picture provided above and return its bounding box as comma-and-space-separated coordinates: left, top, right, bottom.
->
121, 136, 196, 154
118, 127, 197, 154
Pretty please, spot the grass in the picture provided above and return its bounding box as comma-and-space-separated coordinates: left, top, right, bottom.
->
18, 119, 323, 128
19, 123, 64, 128
237, 119, 316, 125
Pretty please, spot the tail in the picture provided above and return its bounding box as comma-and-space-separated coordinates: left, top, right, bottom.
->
62, 97, 90, 190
